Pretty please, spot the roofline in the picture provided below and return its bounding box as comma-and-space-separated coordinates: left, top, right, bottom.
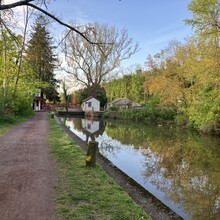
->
82, 96, 99, 102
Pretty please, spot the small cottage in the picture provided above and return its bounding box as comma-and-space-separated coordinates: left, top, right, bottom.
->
81, 96, 100, 112
33, 89, 46, 111
106, 98, 142, 110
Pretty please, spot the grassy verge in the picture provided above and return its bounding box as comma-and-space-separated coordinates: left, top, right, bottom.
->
48, 117, 150, 220
0, 114, 34, 136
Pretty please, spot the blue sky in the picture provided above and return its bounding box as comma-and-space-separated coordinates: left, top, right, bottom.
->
5, 0, 193, 68
46, 0, 193, 68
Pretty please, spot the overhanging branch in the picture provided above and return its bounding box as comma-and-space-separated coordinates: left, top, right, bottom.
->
0, 0, 34, 9
27, 2, 95, 44
0, 0, 95, 44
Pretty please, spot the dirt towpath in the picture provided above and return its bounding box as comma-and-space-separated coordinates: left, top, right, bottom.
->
0, 112, 57, 220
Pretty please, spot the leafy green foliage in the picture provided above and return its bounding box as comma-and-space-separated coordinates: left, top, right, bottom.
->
103, 1, 219, 134
104, 97, 176, 121
0, 114, 33, 136
73, 85, 107, 107
0, 29, 39, 117
143, 30, 219, 134
185, 0, 220, 40
26, 15, 59, 103
105, 69, 145, 104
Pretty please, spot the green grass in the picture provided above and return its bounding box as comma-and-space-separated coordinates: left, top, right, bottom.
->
0, 114, 34, 136
48, 118, 151, 220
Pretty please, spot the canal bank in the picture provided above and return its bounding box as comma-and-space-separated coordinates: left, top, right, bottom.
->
55, 115, 182, 220
58, 115, 220, 219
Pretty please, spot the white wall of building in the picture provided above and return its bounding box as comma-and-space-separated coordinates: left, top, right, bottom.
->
81, 97, 100, 112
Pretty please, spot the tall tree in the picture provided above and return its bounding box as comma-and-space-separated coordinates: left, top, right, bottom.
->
26, 15, 59, 102
131, 0, 220, 133
185, 0, 220, 39
184, 0, 220, 133
0, 29, 39, 116
62, 22, 139, 98
0, 30, 17, 113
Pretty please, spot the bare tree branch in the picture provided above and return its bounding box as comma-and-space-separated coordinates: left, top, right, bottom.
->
0, 0, 96, 44
62, 22, 139, 94
0, 0, 34, 10
26, 2, 95, 44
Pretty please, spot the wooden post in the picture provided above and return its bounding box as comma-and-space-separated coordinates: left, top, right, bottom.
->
86, 141, 98, 167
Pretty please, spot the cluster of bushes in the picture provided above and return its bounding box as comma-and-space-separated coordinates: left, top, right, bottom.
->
104, 97, 177, 122
0, 95, 34, 123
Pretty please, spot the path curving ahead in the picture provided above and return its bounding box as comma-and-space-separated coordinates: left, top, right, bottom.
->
0, 112, 57, 220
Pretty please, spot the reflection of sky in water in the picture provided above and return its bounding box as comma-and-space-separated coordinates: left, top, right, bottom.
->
97, 136, 188, 219
62, 117, 220, 220
64, 118, 188, 219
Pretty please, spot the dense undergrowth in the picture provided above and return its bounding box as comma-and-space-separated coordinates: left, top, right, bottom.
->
0, 113, 34, 136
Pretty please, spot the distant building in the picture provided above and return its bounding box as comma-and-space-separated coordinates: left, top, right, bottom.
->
32, 89, 46, 111
106, 98, 142, 110
81, 96, 100, 112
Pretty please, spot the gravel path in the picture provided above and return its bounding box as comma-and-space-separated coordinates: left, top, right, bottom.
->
0, 112, 57, 220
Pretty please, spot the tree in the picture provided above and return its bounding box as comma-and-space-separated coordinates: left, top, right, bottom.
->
0, 30, 18, 114
62, 79, 70, 112
0, 29, 39, 116
104, 69, 145, 104
130, 69, 145, 103
62, 22, 139, 98
26, 15, 59, 102
144, 41, 184, 108
73, 89, 88, 105
185, 0, 220, 43
184, 0, 220, 133
73, 85, 107, 108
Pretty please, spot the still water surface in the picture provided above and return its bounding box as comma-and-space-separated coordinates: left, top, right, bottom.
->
61, 116, 220, 220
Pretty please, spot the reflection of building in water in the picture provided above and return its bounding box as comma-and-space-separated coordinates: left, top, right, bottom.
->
81, 118, 105, 142
82, 118, 99, 134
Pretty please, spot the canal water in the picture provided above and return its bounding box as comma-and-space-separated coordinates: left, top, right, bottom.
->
60, 116, 220, 220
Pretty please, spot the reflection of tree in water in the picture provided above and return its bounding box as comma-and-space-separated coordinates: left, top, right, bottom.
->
71, 116, 84, 131
60, 117, 68, 126
105, 118, 220, 219
104, 119, 149, 148
61, 116, 83, 131
140, 135, 220, 219
99, 138, 125, 158
61, 116, 220, 219
98, 119, 144, 157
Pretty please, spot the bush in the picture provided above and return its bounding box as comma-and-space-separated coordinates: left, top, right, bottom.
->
13, 96, 33, 116
175, 114, 188, 126
108, 106, 118, 111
